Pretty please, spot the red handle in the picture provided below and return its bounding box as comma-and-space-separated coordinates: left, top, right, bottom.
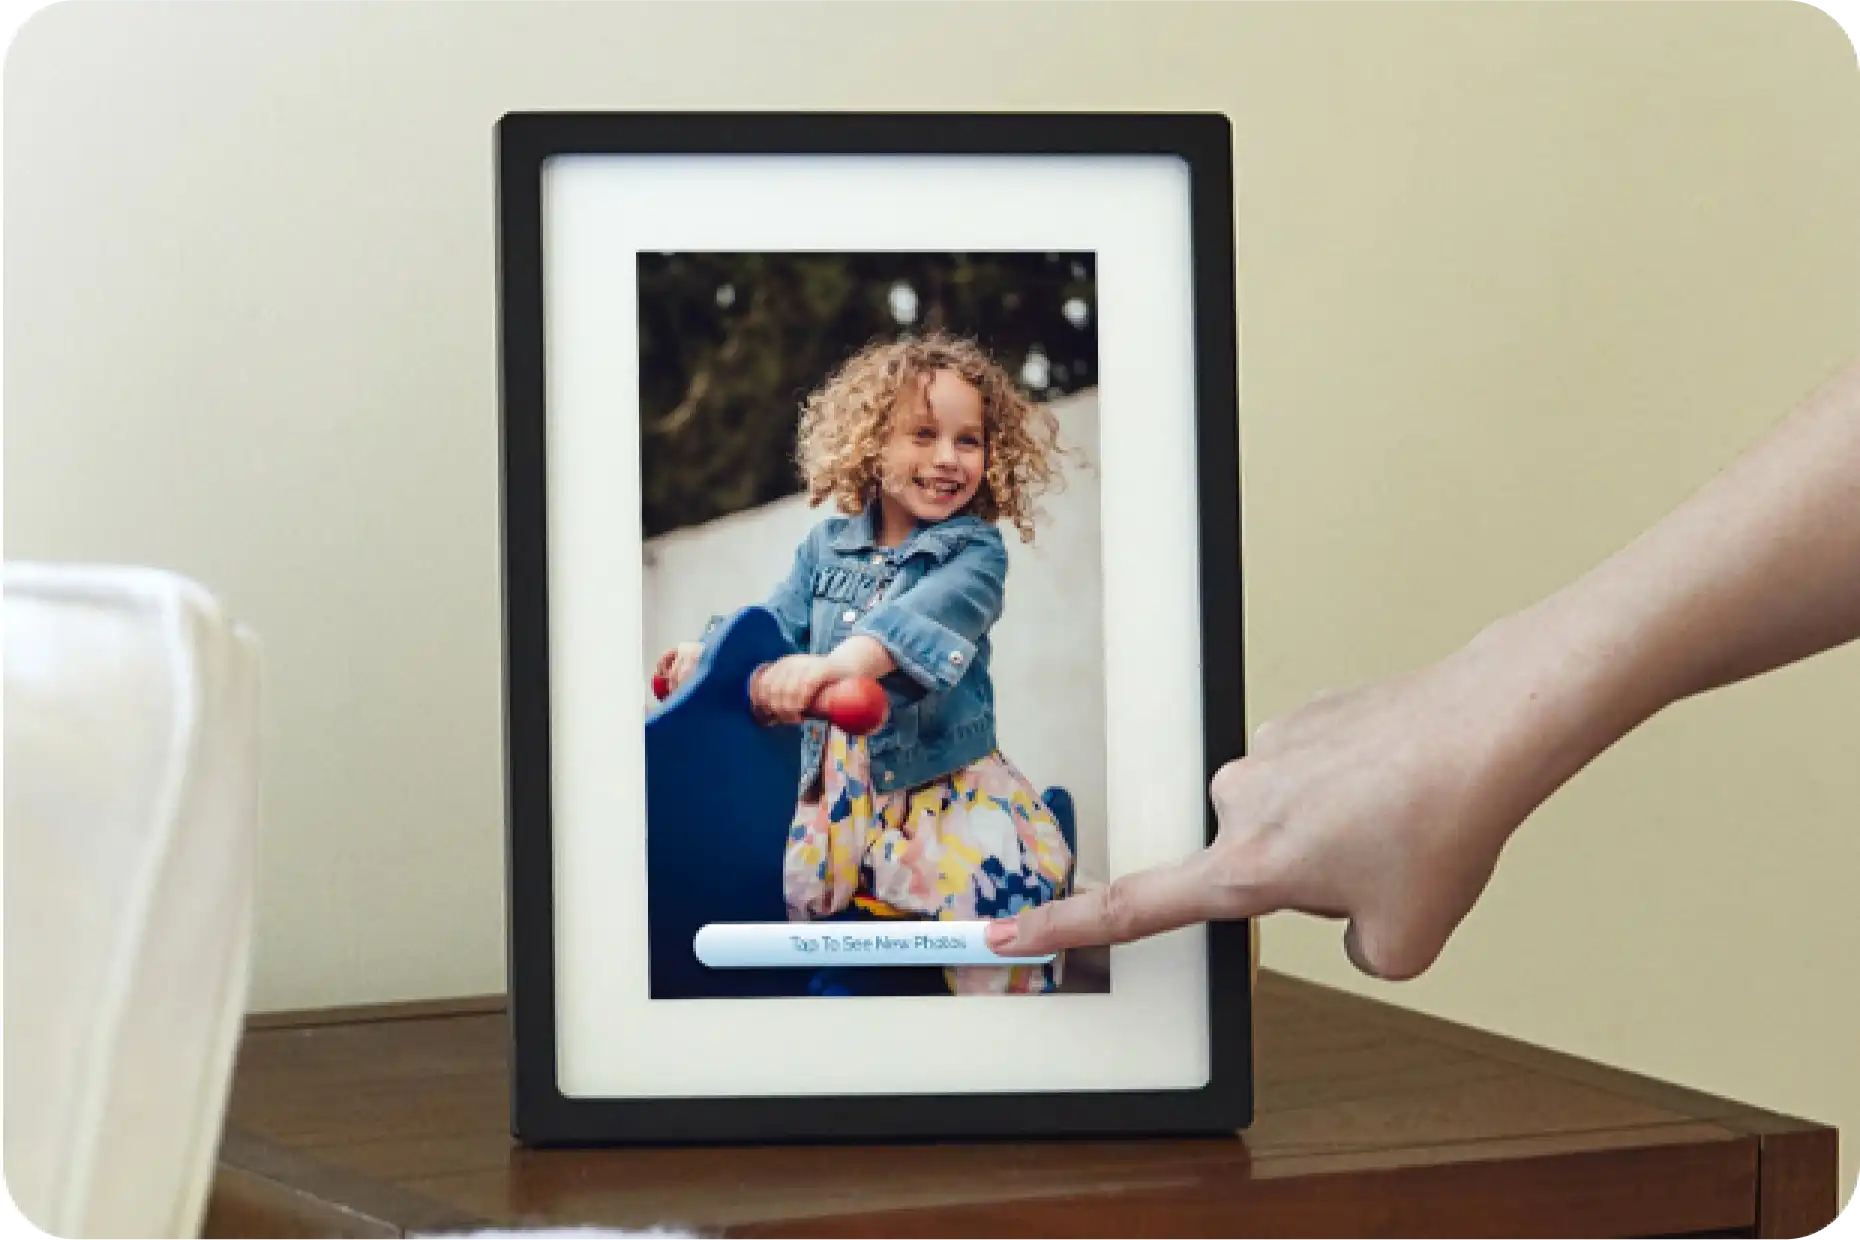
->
806, 677, 889, 735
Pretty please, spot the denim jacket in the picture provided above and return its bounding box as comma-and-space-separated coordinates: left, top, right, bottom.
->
709, 499, 1007, 800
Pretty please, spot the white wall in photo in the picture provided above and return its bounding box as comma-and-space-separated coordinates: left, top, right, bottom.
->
642, 387, 1109, 887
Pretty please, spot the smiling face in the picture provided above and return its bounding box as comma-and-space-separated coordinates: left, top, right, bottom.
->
876, 368, 988, 544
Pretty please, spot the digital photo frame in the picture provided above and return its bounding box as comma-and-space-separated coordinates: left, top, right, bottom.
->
496, 111, 1248, 1145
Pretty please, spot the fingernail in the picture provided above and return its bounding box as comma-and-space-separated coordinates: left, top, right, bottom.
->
985, 920, 1017, 950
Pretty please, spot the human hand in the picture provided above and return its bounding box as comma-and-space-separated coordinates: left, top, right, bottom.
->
987, 618, 1614, 981
751, 654, 842, 725
654, 643, 706, 697
986, 355, 1860, 982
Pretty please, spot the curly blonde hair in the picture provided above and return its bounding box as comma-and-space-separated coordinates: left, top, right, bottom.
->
794, 332, 1065, 544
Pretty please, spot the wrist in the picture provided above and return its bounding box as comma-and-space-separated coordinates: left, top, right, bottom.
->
825, 635, 895, 681
1458, 587, 1671, 822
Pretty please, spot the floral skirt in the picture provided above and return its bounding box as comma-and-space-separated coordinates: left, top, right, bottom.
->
783, 728, 1073, 994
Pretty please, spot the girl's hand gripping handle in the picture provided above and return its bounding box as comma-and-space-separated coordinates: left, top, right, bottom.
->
648, 657, 889, 735
747, 665, 890, 735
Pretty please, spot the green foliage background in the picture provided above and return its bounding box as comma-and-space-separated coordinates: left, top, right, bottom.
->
638, 252, 1098, 538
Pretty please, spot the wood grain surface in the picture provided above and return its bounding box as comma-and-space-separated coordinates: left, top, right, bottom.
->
207, 971, 1838, 1238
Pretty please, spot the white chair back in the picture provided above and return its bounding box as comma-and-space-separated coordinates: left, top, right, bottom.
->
5, 564, 261, 1238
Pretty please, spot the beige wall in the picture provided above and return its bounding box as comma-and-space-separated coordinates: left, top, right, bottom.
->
7, 0, 1856, 1205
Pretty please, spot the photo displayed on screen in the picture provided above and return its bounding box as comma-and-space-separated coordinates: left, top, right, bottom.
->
639, 251, 1113, 1000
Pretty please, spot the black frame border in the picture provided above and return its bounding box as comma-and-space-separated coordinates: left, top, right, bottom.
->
496, 111, 1249, 1146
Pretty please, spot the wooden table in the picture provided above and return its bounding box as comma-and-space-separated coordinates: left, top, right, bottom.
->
206, 971, 1838, 1237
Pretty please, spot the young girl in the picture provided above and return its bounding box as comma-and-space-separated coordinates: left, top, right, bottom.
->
658, 332, 1074, 995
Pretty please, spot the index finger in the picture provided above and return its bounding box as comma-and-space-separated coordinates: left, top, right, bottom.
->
988, 851, 1255, 956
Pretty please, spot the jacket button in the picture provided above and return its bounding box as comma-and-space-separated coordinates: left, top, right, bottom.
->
842, 609, 858, 624
949, 651, 964, 665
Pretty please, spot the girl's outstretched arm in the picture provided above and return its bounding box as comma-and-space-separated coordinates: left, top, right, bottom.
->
756, 529, 1007, 720
753, 636, 898, 724
989, 355, 1860, 981
854, 531, 1008, 693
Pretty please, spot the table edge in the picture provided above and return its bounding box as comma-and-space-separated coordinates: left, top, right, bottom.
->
1256, 972, 1836, 1141
213, 1129, 492, 1237
241, 973, 1837, 1140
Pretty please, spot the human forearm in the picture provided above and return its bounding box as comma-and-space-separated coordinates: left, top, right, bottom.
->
992, 355, 1860, 981
1478, 358, 1860, 809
